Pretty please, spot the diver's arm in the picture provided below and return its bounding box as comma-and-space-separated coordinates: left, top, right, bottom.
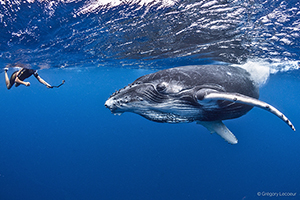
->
15, 77, 30, 86
35, 75, 52, 88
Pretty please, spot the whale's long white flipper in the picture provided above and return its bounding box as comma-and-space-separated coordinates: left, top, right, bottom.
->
203, 92, 296, 131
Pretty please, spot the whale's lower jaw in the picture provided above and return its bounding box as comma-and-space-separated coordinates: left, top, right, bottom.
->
138, 110, 193, 124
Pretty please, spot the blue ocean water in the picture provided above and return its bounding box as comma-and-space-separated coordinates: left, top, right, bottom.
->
0, 0, 300, 199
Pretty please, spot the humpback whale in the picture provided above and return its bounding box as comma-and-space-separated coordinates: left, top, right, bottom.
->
105, 65, 295, 144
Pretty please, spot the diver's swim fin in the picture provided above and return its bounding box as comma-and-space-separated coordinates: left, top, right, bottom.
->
50, 80, 65, 88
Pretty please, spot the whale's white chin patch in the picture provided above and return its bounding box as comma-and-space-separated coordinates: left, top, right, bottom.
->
104, 98, 115, 107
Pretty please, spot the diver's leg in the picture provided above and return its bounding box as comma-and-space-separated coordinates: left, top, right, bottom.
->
4, 69, 12, 89
5, 70, 18, 90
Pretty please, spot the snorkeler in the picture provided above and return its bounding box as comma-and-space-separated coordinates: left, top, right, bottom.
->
4, 64, 64, 89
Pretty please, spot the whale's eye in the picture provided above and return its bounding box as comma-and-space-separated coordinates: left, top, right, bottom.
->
156, 82, 168, 93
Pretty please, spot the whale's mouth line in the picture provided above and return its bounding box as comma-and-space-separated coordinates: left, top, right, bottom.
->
105, 102, 123, 114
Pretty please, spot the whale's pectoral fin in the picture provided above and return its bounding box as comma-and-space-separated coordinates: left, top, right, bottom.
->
197, 121, 238, 144
198, 92, 296, 131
